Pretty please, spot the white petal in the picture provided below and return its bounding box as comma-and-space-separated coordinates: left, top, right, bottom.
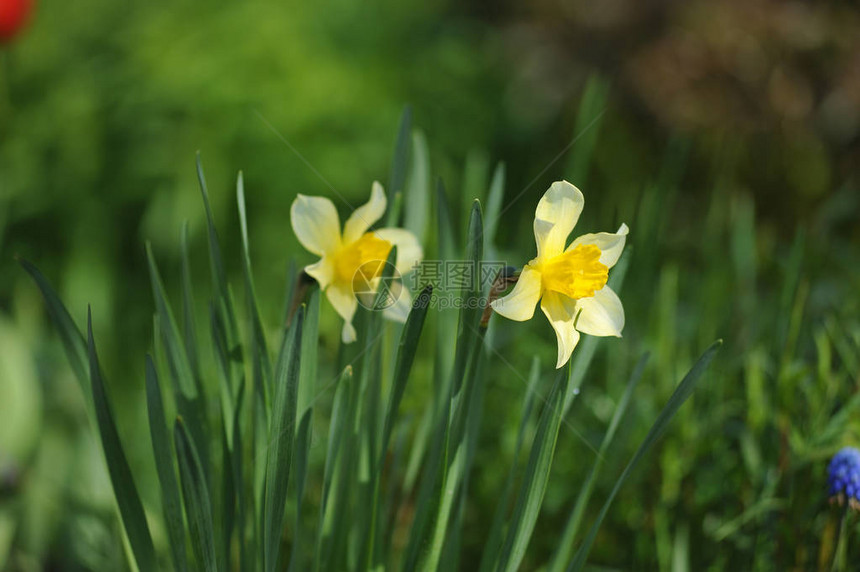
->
326, 283, 358, 343
567, 223, 629, 268
490, 266, 542, 322
304, 256, 334, 289
343, 181, 387, 243
575, 286, 624, 337
291, 194, 341, 256
383, 282, 412, 323
540, 291, 581, 369
373, 228, 423, 276
533, 181, 584, 259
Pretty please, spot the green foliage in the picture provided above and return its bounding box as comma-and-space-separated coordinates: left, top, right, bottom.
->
7, 34, 859, 569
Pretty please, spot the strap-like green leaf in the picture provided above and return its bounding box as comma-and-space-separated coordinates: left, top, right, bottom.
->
19, 259, 88, 390
548, 353, 648, 572
386, 105, 412, 227
478, 358, 541, 572
145, 243, 197, 400
87, 308, 157, 572
483, 162, 506, 252
175, 416, 221, 572
313, 366, 353, 572
567, 340, 722, 572
495, 367, 569, 572
263, 307, 304, 572
404, 130, 430, 243
145, 355, 188, 572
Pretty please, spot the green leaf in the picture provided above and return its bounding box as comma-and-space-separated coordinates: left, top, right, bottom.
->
288, 409, 313, 572
237, 171, 273, 408
147, 243, 211, 476
380, 285, 433, 458
197, 153, 239, 340
478, 358, 541, 572
495, 367, 569, 572
175, 416, 221, 572
297, 289, 320, 421
180, 222, 202, 384
86, 308, 157, 572
366, 285, 433, 568
404, 130, 430, 243
145, 355, 188, 572
564, 74, 609, 185
313, 366, 353, 572
548, 353, 648, 572
19, 259, 88, 390
221, 378, 246, 570
419, 201, 484, 572
483, 162, 506, 251
263, 306, 304, 572
145, 243, 197, 400
386, 105, 412, 227
567, 340, 722, 572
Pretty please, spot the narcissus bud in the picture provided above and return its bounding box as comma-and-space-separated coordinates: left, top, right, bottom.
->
0, 0, 33, 43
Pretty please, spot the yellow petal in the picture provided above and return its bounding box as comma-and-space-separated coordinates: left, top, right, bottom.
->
575, 286, 624, 337
540, 291, 581, 369
373, 228, 423, 276
291, 194, 341, 256
567, 223, 629, 268
343, 181, 387, 244
326, 283, 358, 343
490, 266, 542, 322
305, 256, 334, 289
534, 181, 584, 259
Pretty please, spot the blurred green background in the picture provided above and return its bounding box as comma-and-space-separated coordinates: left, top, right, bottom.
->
1, 0, 859, 569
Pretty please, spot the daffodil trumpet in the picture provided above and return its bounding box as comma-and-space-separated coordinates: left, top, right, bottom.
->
290, 181, 423, 343
490, 181, 628, 369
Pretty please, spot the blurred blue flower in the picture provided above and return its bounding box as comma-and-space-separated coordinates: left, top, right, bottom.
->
828, 447, 860, 508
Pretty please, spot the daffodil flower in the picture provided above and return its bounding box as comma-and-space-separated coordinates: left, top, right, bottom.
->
290, 182, 423, 343
490, 181, 628, 368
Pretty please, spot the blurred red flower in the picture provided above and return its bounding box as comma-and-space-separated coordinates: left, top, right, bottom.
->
0, 0, 33, 43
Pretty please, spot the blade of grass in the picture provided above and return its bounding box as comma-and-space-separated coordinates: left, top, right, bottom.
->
564, 74, 609, 186
404, 130, 430, 243
352, 248, 399, 569
145, 355, 188, 572
380, 284, 433, 459
237, 171, 273, 407
197, 153, 238, 339
548, 353, 649, 572
175, 416, 221, 572
86, 308, 157, 572
289, 288, 319, 572
483, 162, 506, 252
263, 306, 304, 572
288, 410, 313, 572
495, 366, 569, 572
145, 243, 197, 400
314, 366, 354, 572
385, 105, 412, 227
567, 340, 722, 572
180, 222, 202, 384
366, 285, 433, 568
478, 358, 542, 572
420, 200, 484, 572
19, 259, 88, 390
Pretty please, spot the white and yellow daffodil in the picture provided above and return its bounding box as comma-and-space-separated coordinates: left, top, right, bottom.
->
290, 182, 423, 343
491, 181, 628, 369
